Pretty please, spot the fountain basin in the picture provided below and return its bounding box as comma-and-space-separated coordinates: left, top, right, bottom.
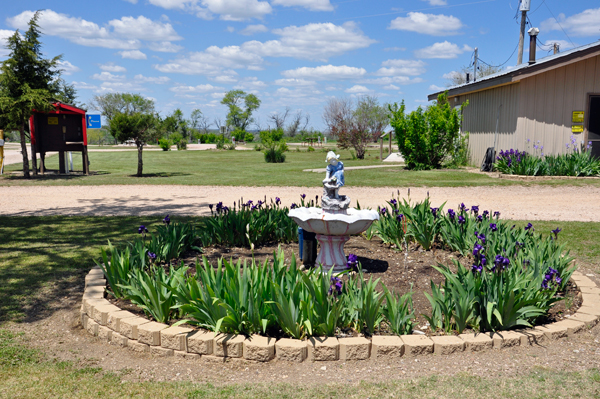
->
288, 207, 379, 271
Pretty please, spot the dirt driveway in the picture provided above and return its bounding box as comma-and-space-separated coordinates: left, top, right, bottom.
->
1, 184, 599, 222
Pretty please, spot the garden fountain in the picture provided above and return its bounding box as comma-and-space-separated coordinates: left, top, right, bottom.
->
288, 151, 379, 272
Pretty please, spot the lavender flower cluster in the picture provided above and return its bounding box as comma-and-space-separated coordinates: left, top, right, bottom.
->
496, 149, 527, 167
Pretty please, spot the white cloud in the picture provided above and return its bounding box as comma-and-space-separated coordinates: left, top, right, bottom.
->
123, 0, 138, 3
154, 45, 263, 74
421, 0, 447, 5
274, 78, 316, 86
383, 84, 400, 90
91, 72, 125, 81
415, 41, 471, 59
108, 15, 182, 41
226, 26, 235, 33
148, 0, 194, 10
429, 84, 445, 91
282, 65, 367, 80
97, 81, 146, 93
361, 76, 424, 85
151, 41, 184, 53
234, 77, 267, 90
271, 0, 333, 11
56, 60, 80, 75
345, 85, 372, 94
243, 22, 375, 61
99, 62, 127, 73
240, 24, 268, 35
442, 71, 461, 79
376, 59, 426, 76
0, 29, 14, 47
170, 83, 223, 93
202, 0, 272, 21
134, 74, 170, 84
210, 75, 238, 83
541, 8, 600, 37
119, 50, 148, 59
389, 12, 463, 36
7, 10, 182, 51
72, 81, 98, 90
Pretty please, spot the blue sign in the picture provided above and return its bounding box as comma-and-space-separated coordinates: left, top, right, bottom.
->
86, 114, 102, 129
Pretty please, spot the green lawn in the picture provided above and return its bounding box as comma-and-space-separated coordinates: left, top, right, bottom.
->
2, 216, 600, 398
5, 147, 599, 187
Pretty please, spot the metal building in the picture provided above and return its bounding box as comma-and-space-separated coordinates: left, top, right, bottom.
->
428, 40, 600, 166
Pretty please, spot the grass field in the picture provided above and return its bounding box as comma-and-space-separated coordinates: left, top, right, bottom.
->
4, 147, 600, 187
1, 215, 600, 398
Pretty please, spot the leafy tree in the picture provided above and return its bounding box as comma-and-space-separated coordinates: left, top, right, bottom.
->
0, 11, 65, 178
88, 92, 154, 143
221, 90, 261, 131
389, 91, 467, 170
109, 111, 161, 177
323, 96, 388, 159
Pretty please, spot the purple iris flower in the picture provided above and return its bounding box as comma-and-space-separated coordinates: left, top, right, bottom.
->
396, 214, 404, 222
390, 199, 397, 206
459, 203, 466, 212
431, 207, 438, 218
290, 203, 297, 209
380, 207, 387, 215
525, 223, 534, 232
138, 225, 148, 234
458, 215, 466, 225
471, 205, 479, 215
476, 215, 483, 222
300, 194, 306, 200
163, 214, 170, 225
551, 227, 562, 240
472, 264, 483, 273
493, 211, 500, 218
328, 276, 343, 296
490, 223, 498, 232
148, 252, 156, 260
482, 210, 489, 218
209, 204, 214, 213
447, 209, 455, 220
275, 197, 281, 205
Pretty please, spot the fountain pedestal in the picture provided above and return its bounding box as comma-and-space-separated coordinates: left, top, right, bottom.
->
315, 234, 350, 272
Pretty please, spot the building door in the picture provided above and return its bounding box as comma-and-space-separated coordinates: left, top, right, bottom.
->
590, 95, 600, 158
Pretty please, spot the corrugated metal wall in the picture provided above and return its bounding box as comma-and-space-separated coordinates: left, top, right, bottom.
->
456, 54, 600, 165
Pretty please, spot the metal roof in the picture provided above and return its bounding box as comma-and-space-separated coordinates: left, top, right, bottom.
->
427, 40, 600, 101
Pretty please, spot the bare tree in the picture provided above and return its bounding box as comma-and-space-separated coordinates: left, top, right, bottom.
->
198, 116, 212, 134
323, 96, 388, 159
268, 107, 289, 130
213, 117, 224, 132
445, 63, 502, 86
286, 110, 310, 137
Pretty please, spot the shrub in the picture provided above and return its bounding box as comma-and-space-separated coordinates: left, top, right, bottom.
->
176, 139, 187, 150
232, 128, 246, 142
158, 138, 171, 151
263, 140, 288, 163
389, 91, 467, 170
245, 132, 254, 142
259, 128, 284, 143
307, 146, 315, 152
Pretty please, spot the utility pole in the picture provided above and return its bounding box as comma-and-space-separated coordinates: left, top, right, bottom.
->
473, 47, 478, 82
553, 42, 560, 54
517, 0, 531, 64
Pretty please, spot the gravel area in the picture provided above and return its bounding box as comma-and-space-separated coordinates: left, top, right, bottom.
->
2, 184, 600, 222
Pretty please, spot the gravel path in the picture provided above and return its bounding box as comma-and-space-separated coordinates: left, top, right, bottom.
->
1, 184, 598, 221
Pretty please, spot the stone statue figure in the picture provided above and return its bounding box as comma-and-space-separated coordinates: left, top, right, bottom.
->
322, 151, 351, 211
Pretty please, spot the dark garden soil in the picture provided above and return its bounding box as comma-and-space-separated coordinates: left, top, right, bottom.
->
109, 235, 582, 337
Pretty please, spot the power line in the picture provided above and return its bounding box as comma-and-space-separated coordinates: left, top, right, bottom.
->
477, 41, 520, 68
529, 0, 546, 14
543, 2, 576, 48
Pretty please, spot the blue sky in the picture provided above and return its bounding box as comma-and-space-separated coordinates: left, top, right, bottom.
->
1, 1, 599, 131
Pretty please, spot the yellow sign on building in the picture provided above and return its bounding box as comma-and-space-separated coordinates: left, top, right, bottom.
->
572, 125, 584, 133
572, 111, 584, 123
48, 116, 59, 125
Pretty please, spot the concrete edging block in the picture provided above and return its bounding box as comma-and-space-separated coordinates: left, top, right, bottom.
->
339, 337, 371, 360
459, 333, 493, 352
138, 322, 169, 346
371, 335, 404, 358
187, 330, 215, 355
401, 335, 434, 356
243, 335, 275, 362
308, 337, 339, 361
431, 335, 465, 355
120, 317, 151, 340
275, 338, 307, 362
161, 326, 194, 351
214, 334, 245, 358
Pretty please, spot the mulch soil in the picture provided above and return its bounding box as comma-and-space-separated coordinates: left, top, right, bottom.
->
109, 235, 582, 337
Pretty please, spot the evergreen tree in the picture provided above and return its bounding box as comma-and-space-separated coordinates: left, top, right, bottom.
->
0, 11, 65, 178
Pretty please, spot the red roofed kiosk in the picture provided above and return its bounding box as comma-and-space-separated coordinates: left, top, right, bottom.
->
29, 101, 89, 175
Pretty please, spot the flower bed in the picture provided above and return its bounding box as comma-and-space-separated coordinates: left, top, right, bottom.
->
495, 137, 600, 177
95, 196, 579, 341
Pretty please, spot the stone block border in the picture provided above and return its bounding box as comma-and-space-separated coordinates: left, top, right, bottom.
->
81, 267, 597, 363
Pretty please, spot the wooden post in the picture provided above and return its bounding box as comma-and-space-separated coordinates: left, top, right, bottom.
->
39, 152, 45, 175
388, 131, 392, 154
31, 141, 38, 176
82, 147, 89, 175
380, 137, 383, 161
58, 151, 66, 174
0, 129, 4, 175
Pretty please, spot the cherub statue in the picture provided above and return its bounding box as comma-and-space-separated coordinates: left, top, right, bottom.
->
323, 151, 344, 199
